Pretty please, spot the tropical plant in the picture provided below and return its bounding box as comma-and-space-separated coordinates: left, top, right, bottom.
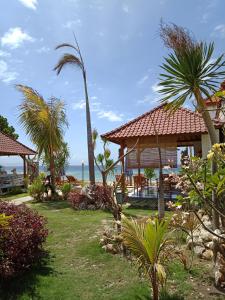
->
61, 182, 72, 200
28, 173, 46, 201
121, 215, 172, 300
54, 37, 95, 185
92, 129, 115, 186
43, 142, 70, 177
144, 168, 155, 184
0, 201, 48, 279
159, 22, 225, 228
17, 85, 68, 195
0, 115, 19, 140
0, 213, 12, 228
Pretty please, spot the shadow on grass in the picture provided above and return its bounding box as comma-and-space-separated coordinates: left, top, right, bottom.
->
0, 253, 56, 300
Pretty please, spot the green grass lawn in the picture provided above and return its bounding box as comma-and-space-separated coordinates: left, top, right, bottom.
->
0, 192, 28, 201
0, 201, 222, 300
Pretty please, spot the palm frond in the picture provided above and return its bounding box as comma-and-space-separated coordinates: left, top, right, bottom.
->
158, 41, 225, 111
54, 54, 82, 75
55, 43, 78, 52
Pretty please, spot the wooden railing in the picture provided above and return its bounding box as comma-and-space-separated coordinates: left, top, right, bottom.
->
0, 174, 24, 192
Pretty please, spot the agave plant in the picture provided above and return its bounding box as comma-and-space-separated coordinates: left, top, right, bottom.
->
121, 215, 172, 300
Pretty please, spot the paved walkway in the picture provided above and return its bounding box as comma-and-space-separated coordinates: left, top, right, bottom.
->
10, 196, 33, 205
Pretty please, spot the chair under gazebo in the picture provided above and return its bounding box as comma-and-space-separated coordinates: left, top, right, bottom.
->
0, 131, 36, 194
101, 103, 224, 208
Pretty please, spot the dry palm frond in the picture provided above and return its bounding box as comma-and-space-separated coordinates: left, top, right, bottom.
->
53, 54, 82, 75
159, 21, 197, 54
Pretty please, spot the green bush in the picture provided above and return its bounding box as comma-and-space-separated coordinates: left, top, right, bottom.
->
28, 174, 46, 202
61, 182, 72, 200
144, 168, 155, 183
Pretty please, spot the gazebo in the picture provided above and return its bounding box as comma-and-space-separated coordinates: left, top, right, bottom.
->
0, 131, 36, 193
101, 103, 224, 205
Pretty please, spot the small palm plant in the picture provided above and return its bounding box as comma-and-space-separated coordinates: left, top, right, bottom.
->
121, 215, 171, 300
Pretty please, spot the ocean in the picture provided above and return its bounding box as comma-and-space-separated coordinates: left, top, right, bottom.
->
2, 165, 180, 183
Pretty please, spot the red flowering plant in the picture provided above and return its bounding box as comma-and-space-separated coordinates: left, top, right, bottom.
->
0, 201, 48, 279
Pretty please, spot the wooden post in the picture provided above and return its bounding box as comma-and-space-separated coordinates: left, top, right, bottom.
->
137, 144, 141, 176
22, 155, 27, 188
120, 144, 125, 202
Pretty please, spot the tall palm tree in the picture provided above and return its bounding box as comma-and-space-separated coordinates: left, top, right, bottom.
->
54, 37, 95, 185
17, 85, 67, 194
159, 23, 225, 228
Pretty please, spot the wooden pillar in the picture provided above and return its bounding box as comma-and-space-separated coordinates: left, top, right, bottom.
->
137, 144, 141, 176
22, 155, 27, 188
119, 144, 125, 202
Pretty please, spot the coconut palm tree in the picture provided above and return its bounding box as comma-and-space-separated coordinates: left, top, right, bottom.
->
159, 23, 225, 228
17, 85, 67, 194
54, 37, 95, 185
122, 215, 171, 300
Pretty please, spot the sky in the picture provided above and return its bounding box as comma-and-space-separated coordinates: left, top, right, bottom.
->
0, 0, 225, 166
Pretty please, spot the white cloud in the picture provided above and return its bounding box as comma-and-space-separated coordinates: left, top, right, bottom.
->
36, 46, 50, 53
137, 75, 149, 86
72, 100, 86, 110
18, 0, 38, 10
151, 82, 161, 93
212, 24, 225, 38
122, 4, 129, 13
137, 82, 161, 105
97, 110, 123, 122
0, 60, 18, 83
63, 19, 82, 29
72, 97, 123, 122
0, 50, 11, 57
1, 27, 34, 49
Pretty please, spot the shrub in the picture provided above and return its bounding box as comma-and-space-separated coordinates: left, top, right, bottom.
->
61, 182, 72, 200
28, 173, 46, 201
68, 184, 114, 211
0, 201, 48, 279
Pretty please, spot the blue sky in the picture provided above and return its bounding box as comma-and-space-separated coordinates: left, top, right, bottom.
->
0, 0, 225, 166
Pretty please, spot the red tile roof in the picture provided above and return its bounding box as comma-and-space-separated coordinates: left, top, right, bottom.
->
102, 104, 208, 143
0, 132, 36, 156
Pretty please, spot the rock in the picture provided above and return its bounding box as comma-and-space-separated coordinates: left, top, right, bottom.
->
205, 241, 214, 250
202, 215, 210, 222
200, 229, 213, 242
214, 229, 221, 236
194, 246, 205, 257
104, 243, 117, 254
202, 249, 213, 260
215, 252, 225, 288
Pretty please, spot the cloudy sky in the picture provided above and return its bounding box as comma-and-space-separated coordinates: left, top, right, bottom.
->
1, 0, 225, 165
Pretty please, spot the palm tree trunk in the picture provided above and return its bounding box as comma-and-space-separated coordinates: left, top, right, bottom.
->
49, 156, 56, 196
82, 70, 95, 185
194, 89, 220, 229
151, 271, 159, 300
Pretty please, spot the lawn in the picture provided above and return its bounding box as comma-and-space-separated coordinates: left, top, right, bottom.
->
0, 201, 223, 300
0, 192, 28, 201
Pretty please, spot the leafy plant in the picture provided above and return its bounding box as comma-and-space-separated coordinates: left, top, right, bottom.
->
28, 173, 46, 202
121, 215, 172, 300
0, 115, 19, 140
61, 182, 72, 200
144, 168, 155, 184
0, 202, 48, 279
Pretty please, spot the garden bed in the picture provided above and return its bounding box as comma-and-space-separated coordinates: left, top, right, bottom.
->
0, 201, 224, 299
